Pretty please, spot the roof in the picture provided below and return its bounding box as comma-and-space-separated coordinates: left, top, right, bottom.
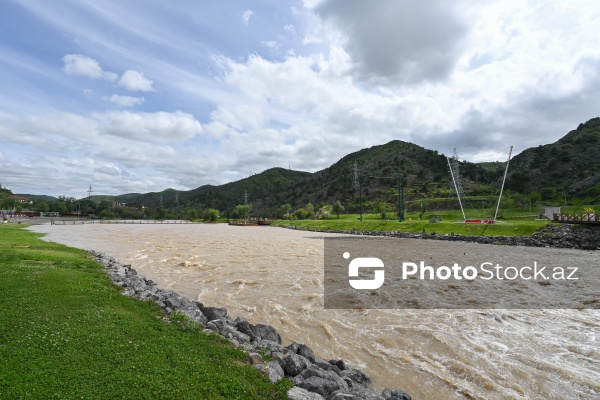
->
10, 195, 30, 201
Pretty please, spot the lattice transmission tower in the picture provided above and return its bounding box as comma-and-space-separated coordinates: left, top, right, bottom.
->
351, 160, 360, 191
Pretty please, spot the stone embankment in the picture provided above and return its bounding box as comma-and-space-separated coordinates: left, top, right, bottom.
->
283, 223, 600, 250
91, 251, 411, 400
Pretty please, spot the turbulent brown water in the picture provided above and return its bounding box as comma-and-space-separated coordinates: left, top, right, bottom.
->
29, 223, 600, 399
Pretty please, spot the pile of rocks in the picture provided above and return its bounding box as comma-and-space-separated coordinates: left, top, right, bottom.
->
91, 251, 411, 400
284, 223, 600, 250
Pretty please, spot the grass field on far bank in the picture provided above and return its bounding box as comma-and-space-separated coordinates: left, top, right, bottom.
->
272, 212, 552, 236
0, 224, 292, 399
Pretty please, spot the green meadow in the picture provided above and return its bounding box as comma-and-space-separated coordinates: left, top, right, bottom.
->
272, 209, 554, 237
0, 224, 292, 399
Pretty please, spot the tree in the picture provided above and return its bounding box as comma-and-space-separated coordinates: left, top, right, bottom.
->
98, 209, 115, 219
188, 209, 199, 221
305, 203, 315, 219
318, 204, 332, 219
35, 200, 49, 213
202, 208, 219, 222
332, 200, 344, 219
278, 203, 292, 219
512, 193, 528, 209
235, 204, 251, 219
294, 208, 308, 220
54, 201, 67, 214
540, 187, 554, 201
529, 192, 541, 207
373, 201, 388, 219
155, 205, 166, 220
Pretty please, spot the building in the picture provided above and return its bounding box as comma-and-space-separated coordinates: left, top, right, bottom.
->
10, 195, 32, 204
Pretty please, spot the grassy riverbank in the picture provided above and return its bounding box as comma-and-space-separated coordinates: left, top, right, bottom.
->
272, 212, 551, 236
0, 224, 292, 399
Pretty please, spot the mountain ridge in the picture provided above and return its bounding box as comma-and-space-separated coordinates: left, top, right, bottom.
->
16, 118, 600, 213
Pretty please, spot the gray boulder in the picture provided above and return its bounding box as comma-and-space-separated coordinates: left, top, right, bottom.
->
330, 359, 347, 371
255, 360, 285, 384
257, 339, 286, 354
235, 317, 258, 341
297, 343, 316, 363
176, 308, 208, 326
314, 358, 342, 376
254, 324, 282, 344
284, 353, 312, 376
287, 386, 325, 400
205, 319, 250, 344
200, 305, 227, 321
382, 388, 411, 400
293, 366, 349, 398
331, 385, 386, 399
341, 369, 373, 388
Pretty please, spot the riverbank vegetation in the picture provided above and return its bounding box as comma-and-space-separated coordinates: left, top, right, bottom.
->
271, 212, 551, 236
0, 224, 292, 399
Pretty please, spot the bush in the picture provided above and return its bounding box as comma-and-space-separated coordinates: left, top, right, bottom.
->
202, 208, 219, 222
294, 208, 308, 220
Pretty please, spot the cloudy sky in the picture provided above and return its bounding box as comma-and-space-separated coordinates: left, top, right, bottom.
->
1, 0, 599, 198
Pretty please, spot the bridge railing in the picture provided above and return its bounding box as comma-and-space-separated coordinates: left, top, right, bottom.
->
51, 219, 194, 225
553, 213, 599, 223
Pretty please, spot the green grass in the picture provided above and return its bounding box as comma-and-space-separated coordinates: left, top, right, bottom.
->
272, 211, 551, 236
0, 224, 292, 399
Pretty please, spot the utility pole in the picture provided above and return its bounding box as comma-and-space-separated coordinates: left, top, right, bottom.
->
243, 190, 249, 205
87, 185, 93, 199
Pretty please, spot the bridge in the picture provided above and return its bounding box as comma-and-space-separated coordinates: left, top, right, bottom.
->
51, 219, 195, 225
553, 213, 599, 224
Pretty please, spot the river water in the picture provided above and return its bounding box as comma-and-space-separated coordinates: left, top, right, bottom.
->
28, 223, 600, 399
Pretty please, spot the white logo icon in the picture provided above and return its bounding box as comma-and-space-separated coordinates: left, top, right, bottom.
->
345, 252, 385, 290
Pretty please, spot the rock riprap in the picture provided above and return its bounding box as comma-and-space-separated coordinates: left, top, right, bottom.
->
91, 251, 411, 400
284, 223, 600, 250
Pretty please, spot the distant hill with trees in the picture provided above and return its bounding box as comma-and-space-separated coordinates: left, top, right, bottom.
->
13, 118, 600, 219
507, 117, 600, 201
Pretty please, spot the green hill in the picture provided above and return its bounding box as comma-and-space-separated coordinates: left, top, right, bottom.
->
15, 194, 58, 202
507, 117, 600, 200
115, 167, 311, 211
275, 140, 502, 211
15, 117, 600, 215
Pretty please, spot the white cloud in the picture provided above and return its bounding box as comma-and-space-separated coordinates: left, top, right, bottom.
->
94, 164, 122, 176
94, 110, 202, 142
312, 0, 469, 85
118, 70, 154, 92
4, 1, 600, 198
242, 10, 254, 26
262, 41, 278, 49
106, 95, 145, 107
62, 54, 118, 81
